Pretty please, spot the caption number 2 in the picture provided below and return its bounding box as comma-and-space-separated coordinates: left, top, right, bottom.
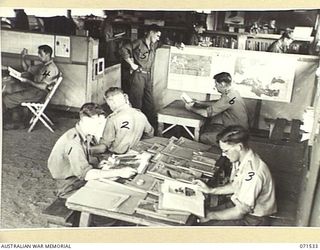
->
245, 172, 255, 181
120, 121, 130, 129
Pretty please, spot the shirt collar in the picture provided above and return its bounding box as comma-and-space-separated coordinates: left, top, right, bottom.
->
75, 123, 86, 143
44, 59, 53, 66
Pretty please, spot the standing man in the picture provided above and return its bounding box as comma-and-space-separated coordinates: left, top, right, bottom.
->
119, 24, 161, 130
185, 72, 249, 145
267, 29, 294, 53
187, 22, 206, 46
90, 87, 154, 155
194, 125, 277, 226
3, 45, 59, 129
48, 103, 137, 198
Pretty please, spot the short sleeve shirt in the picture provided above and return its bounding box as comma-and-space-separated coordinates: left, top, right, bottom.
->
47, 127, 92, 181
230, 149, 277, 217
100, 106, 154, 154
29, 59, 59, 86
206, 88, 249, 129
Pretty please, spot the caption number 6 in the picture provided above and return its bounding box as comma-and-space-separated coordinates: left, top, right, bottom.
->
229, 97, 236, 105
245, 171, 255, 181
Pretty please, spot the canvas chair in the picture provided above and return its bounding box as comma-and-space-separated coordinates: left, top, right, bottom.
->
21, 72, 63, 133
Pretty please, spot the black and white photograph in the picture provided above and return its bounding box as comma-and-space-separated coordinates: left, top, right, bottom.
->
1, 4, 320, 241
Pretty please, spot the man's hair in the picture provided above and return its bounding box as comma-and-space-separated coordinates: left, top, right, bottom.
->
216, 125, 250, 149
104, 87, 124, 98
281, 28, 294, 39
79, 102, 105, 118
146, 24, 161, 33
38, 45, 53, 57
213, 72, 232, 86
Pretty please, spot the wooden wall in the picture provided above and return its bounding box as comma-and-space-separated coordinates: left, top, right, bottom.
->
1, 30, 121, 109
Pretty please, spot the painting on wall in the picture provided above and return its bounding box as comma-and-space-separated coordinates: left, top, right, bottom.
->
233, 55, 296, 103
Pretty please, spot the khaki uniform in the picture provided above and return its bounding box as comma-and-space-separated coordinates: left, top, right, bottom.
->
200, 88, 249, 145
47, 125, 93, 198
119, 39, 159, 127
3, 60, 59, 109
230, 149, 277, 217
100, 106, 154, 154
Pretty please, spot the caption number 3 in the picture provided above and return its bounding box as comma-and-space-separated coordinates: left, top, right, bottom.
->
245, 172, 255, 181
120, 121, 130, 129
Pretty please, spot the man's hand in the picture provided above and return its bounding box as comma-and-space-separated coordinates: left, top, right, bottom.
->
192, 179, 211, 193
20, 77, 29, 84
117, 167, 137, 179
130, 63, 139, 71
185, 102, 194, 111
198, 216, 211, 223
175, 42, 185, 50
21, 48, 28, 58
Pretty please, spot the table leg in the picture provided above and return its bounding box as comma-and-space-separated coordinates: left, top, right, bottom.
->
158, 122, 164, 137
194, 127, 200, 142
79, 212, 91, 227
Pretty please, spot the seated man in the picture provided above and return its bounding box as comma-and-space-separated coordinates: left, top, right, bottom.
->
3, 45, 60, 129
194, 125, 277, 226
48, 103, 137, 198
90, 87, 154, 155
185, 72, 249, 145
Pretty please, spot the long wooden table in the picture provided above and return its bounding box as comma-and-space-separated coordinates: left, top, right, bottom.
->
66, 137, 219, 227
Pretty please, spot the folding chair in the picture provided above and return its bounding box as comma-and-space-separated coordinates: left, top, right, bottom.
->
21, 73, 63, 133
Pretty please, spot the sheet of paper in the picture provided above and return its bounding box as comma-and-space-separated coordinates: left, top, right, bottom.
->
8, 67, 23, 81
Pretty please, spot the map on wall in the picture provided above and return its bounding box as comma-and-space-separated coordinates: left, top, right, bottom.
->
232, 55, 296, 103
167, 47, 219, 94
167, 46, 296, 103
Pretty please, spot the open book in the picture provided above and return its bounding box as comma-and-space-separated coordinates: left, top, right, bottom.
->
8, 67, 24, 81
181, 92, 193, 104
159, 179, 205, 217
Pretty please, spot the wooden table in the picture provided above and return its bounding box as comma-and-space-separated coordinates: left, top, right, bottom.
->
67, 201, 196, 227
158, 100, 206, 141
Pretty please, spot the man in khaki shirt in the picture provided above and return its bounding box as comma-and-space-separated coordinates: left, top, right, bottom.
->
90, 87, 154, 155
194, 125, 277, 226
185, 72, 249, 145
48, 103, 137, 198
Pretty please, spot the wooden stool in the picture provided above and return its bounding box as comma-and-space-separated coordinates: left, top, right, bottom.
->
42, 198, 79, 228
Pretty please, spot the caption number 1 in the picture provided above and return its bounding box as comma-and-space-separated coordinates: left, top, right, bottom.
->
229, 97, 236, 105
245, 172, 255, 181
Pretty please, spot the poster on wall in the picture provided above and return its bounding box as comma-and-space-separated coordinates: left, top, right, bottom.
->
167, 47, 219, 94
55, 35, 71, 58
232, 54, 296, 103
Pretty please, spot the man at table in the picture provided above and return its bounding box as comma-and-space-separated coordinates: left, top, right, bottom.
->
194, 125, 277, 226
48, 102, 137, 199
3, 45, 59, 129
90, 87, 154, 155
185, 72, 249, 145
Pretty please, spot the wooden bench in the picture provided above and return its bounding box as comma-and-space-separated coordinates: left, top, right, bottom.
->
42, 198, 80, 228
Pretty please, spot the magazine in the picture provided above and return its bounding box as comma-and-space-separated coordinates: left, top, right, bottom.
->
159, 179, 205, 217
8, 67, 24, 81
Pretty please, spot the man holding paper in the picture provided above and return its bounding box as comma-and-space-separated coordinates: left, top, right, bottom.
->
193, 125, 277, 226
184, 72, 249, 145
3, 45, 59, 129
